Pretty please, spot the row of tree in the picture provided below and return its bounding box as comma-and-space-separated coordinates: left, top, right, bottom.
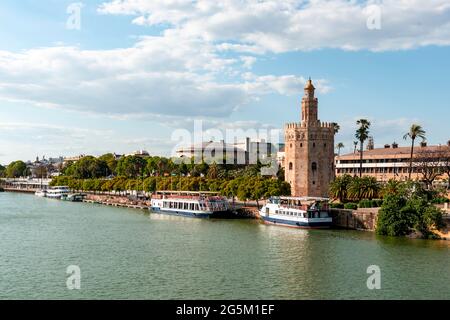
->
50, 176, 291, 203
329, 175, 380, 202
61, 154, 280, 180
329, 173, 449, 203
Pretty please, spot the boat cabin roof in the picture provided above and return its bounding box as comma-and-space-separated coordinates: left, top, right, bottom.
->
153, 191, 220, 196
271, 196, 329, 202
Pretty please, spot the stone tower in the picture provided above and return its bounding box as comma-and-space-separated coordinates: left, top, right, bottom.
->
284, 79, 335, 197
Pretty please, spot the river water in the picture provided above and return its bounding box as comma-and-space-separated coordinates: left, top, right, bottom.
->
0, 192, 448, 300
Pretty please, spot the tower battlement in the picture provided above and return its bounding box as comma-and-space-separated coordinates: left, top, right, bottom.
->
285, 121, 334, 129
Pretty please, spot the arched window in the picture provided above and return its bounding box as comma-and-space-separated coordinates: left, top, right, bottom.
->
312, 162, 317, 172
289, 162, 293, 171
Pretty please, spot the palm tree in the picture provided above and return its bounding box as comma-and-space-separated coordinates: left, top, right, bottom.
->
355, 119, 371, 178
332, 122, 340, 135
403, 124, 426, 180
336, 142, 345, 156
329, 175, 351, 202
360, 176, 380, 200
353, 141, 358, 154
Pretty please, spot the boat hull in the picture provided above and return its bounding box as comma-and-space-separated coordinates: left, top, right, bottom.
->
260, 216, 332, 229
150, 207, 215, 219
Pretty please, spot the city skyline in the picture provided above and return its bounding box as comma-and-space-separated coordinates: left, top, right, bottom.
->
1, 0, 450, 164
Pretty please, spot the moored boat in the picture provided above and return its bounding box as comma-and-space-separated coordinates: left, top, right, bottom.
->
61, 193, 85, 202
35, 190, 47, 197
46, 186, 70, 199
150, 191, 231, 218
259, 197, 332, 229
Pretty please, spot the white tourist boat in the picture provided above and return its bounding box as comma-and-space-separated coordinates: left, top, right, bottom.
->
45, 186, 70, 199
259, 197, 333, 229
150, 191, 231, 218
34, 190, 47, 197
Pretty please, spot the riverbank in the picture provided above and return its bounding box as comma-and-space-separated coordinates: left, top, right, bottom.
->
82, 193, 257, 219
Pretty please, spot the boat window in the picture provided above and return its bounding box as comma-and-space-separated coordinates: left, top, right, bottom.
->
195, 204, 199, 211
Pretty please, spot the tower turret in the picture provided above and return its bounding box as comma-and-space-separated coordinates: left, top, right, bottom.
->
301, 78, 319, 125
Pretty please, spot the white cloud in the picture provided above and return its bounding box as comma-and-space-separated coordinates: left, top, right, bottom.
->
99, 0, 450, 53
0, 34, 323, 118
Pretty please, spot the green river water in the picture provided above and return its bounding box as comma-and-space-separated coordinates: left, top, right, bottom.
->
0, 192, 448, 300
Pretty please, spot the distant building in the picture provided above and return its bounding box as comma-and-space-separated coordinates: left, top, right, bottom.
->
335, 141, 450, 182
126, 150, 150, 158
28, 156, 64, 178
63, 154, 86, 164
175, 138, 275, 165
284, 79, 336, 197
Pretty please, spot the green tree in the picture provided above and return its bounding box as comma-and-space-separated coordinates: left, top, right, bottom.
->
332, 122, 340, 134
336, 142, 345, 156
376, 183, 445, 238
98, 153, 117, 176
116, 156, 147, 178
403, 124, 426, 180
381, 179, 402, 197
207, 162, 219, 179
329, 174, 352, 202
6, 161, 29, 178
360, 176, 380, 200
355, 119, 371, 178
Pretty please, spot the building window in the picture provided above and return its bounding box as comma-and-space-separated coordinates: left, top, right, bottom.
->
312, 162, 317, 172
313, 143, 316, 148
300, 143, 303, 147
289, 162, 293, 171
324, 143, 327, 148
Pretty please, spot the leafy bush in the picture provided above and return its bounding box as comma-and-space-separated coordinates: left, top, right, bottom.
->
373, 199, 384, 207
358, 199, 373, 208
376, 184, 445, 238
344, 203, 358, 210
330, 203, 345, 209
431, 197, 450, 204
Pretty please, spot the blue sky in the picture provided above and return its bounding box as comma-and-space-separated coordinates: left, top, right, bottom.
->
1, 0, 450, 164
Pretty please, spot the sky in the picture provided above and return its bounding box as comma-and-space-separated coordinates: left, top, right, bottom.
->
1, 0, 450, 164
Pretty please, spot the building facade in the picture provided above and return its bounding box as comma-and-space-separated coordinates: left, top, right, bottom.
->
284, 79, 336, 197
335, 142, 450, 184
176, 138, 275, 166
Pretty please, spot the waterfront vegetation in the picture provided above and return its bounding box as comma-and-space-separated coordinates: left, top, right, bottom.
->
49, 154, 291, 202
376, 181, 446, 239
329, 175, 447, 238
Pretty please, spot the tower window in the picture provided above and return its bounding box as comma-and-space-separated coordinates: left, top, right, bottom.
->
324, 143, 327, 148
289, 162, 293, 171
300, 143, 303, 147
312, 162, 317, 172
313, 143, 316, 148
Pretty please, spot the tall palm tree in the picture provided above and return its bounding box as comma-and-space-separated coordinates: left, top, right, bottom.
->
353, 141, 358, 154
332, 122, 340, 135
403, 124, 426, 180
336, 142, 345, 156
355, 119, 371, 178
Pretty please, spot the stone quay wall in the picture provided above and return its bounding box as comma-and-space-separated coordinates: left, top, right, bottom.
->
330, 208, 379, 231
